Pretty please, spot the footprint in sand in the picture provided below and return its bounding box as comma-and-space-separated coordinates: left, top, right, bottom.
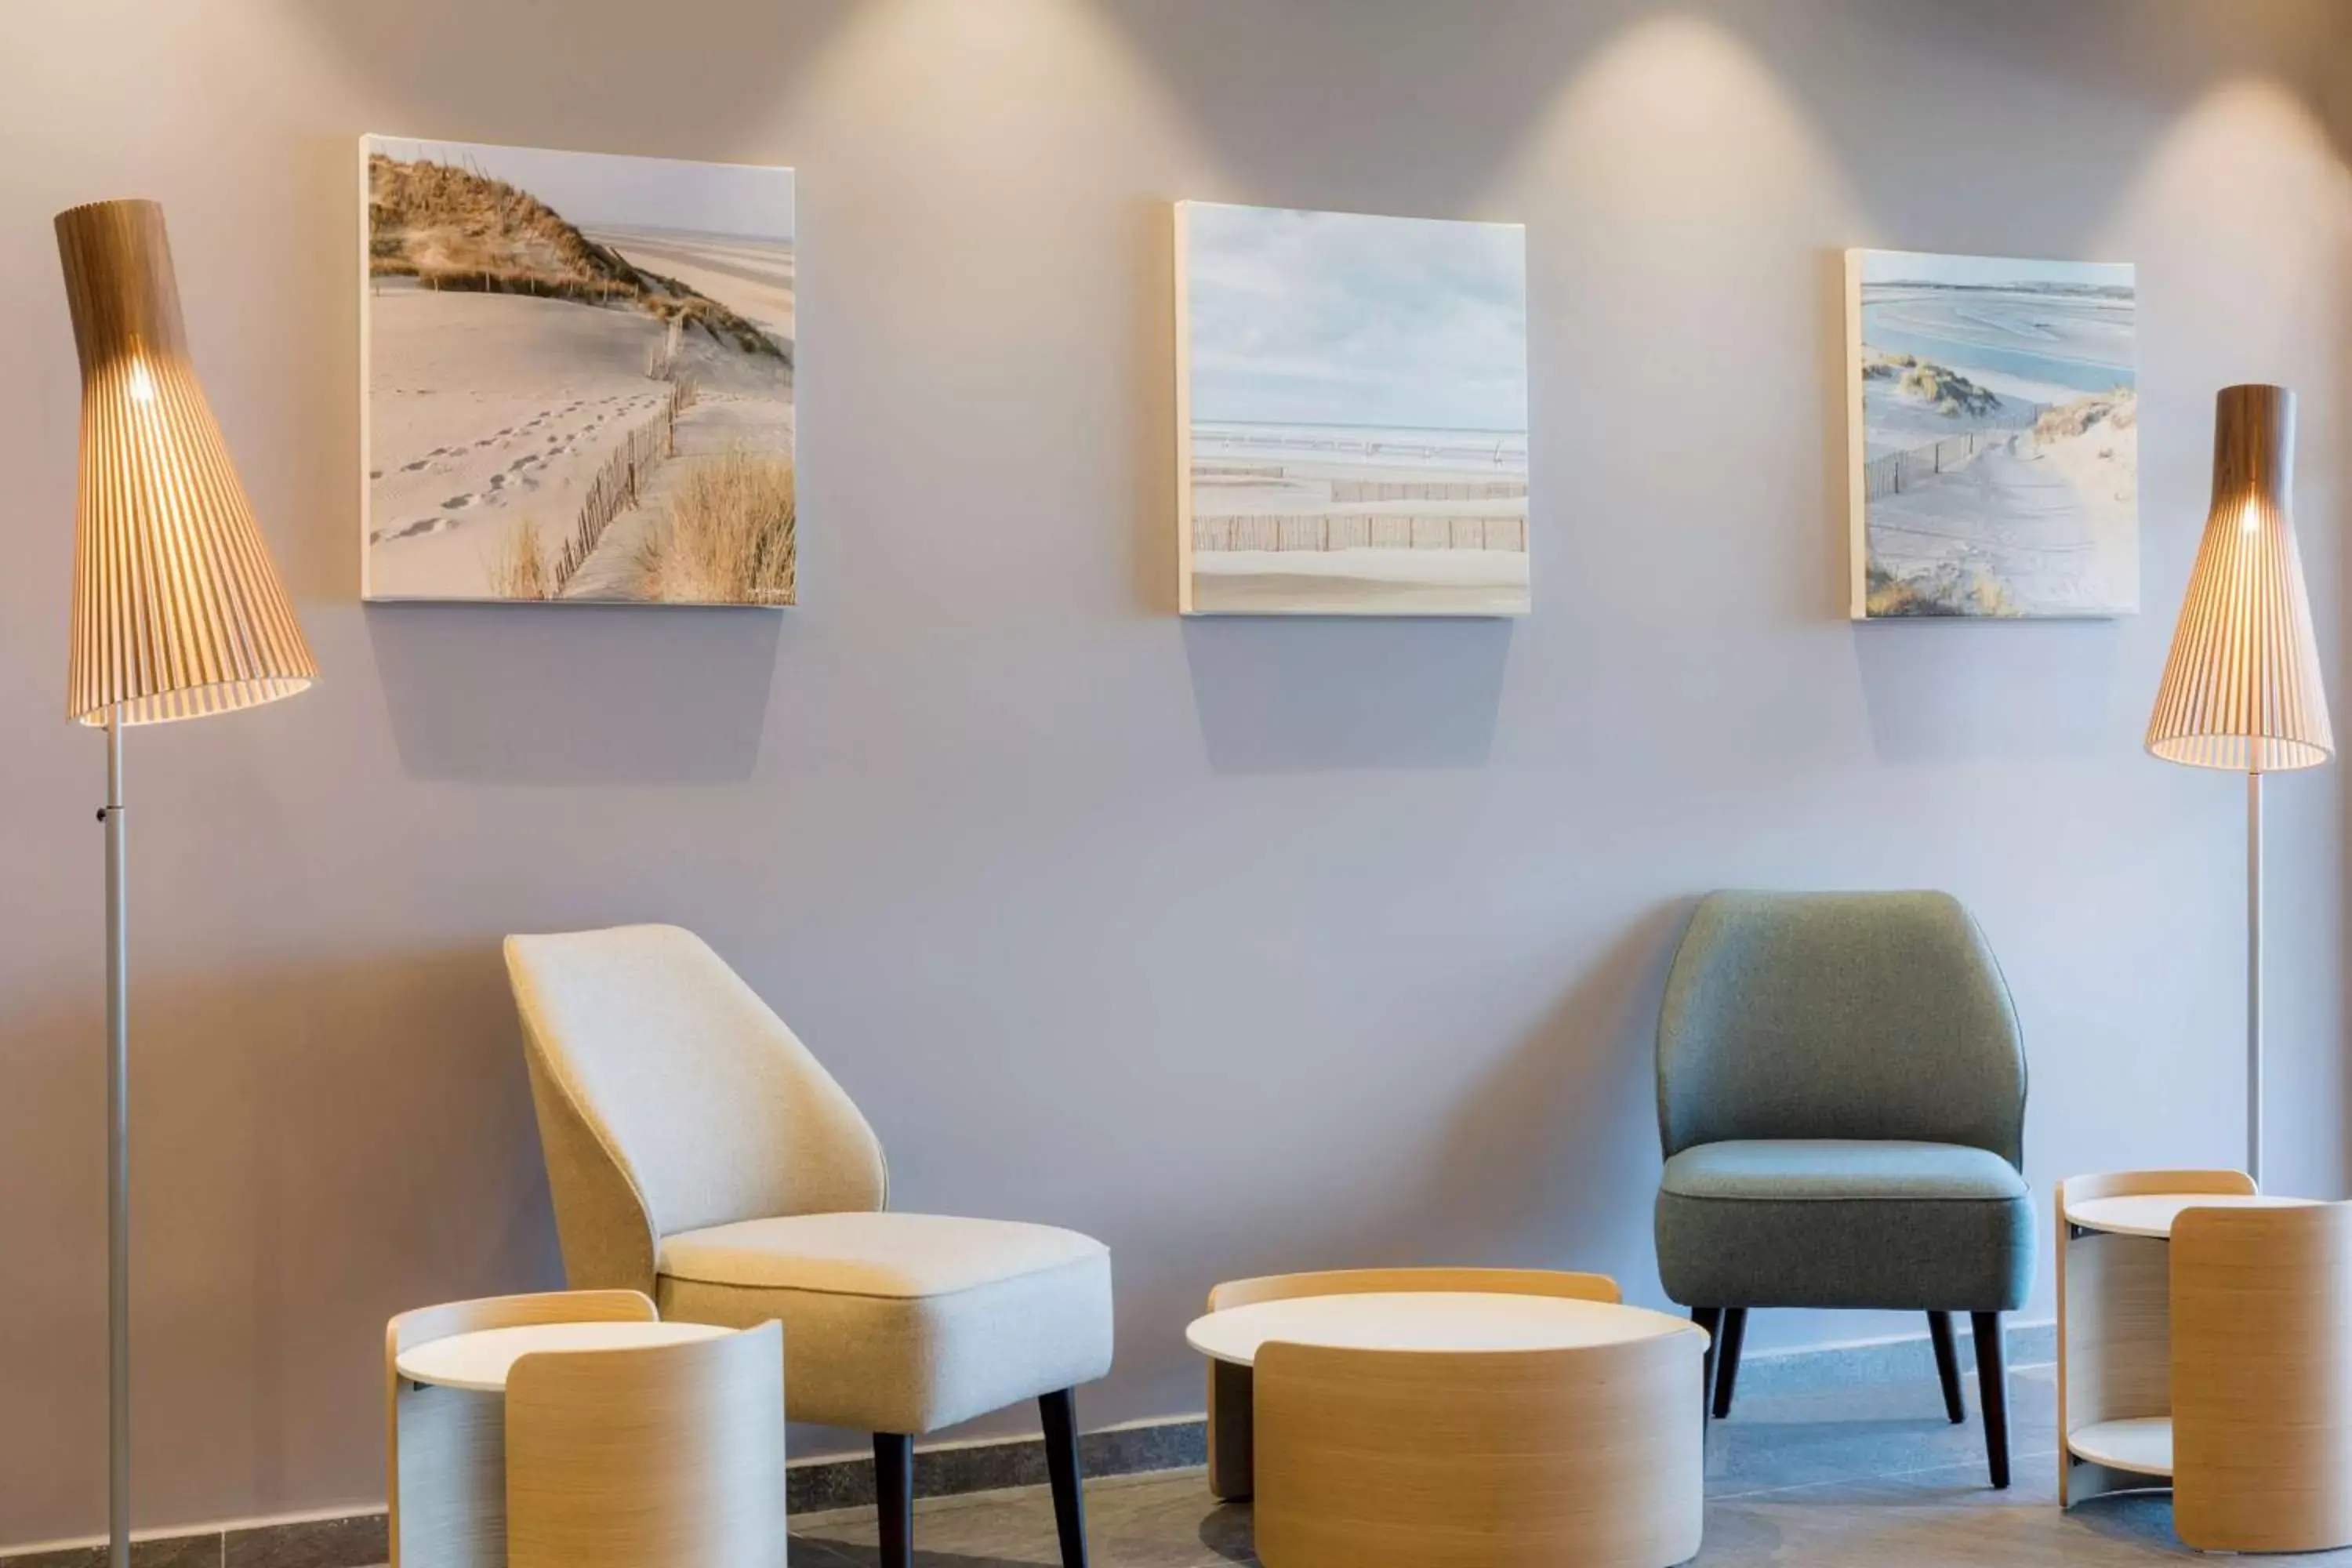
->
442, 494, 476, 510
401, 459, 428, 472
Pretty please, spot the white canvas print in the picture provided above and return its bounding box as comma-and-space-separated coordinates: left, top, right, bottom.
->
1848, 249, 2136, 619
1176, 201, 1530, 616
362, 136, 795, 604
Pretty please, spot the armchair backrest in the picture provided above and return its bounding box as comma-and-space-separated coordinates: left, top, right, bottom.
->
506, 924, 887, 1293
1657, 891, 2024, 1166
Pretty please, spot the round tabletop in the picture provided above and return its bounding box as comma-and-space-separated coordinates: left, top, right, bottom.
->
396, 1320, 729, 1392
2064, 1192, 2318, 1240
1185, 1291, 1697, 1367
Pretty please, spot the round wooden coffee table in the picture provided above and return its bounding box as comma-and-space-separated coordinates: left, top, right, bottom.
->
2056, 1172, 2347, 1552
387, 1291, 783, 1568
1188, 1269, 1705, 1568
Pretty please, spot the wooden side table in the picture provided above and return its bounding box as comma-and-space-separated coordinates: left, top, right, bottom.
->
1188, 1269, 1704, 1568
2056, 1170, 2345, 1550
387, 1290, 785, 1568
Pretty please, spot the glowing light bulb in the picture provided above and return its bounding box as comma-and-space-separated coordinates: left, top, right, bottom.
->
125, 361, 155, 403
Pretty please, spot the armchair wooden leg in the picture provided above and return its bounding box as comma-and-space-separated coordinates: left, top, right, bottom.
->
1691, 1307, 1723, 1418
1711, 1308, 1748, 1418
1040, 1388, 1091, 1568
1971, 1312, 2010, 1489
874, 1432, 914, 1568
1928, 1311, 1965, 1424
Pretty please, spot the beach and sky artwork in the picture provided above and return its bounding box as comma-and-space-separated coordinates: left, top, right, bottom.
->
362, 136, 795, 605
1175, 201, 1530, 616
1848, 248, 2137, 619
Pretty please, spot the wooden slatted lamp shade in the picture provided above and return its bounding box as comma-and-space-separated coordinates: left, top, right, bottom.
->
2144, 383, 2332, 1188
2147, 385, 2331, 771
56, 198, 317, 726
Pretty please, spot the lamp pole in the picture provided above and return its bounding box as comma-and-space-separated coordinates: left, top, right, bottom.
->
103, 711, 129, 1568
2245, 771, 2262, 1187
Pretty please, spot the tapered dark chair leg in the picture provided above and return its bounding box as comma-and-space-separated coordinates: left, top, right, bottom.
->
1711, 1308, 1748, 1418
1040, 1388, 1091, 1568
1691, 1307, 1723, 1417
1971, 1312, 2010, 1489
1928, 1311, 1966, 1424
875, 1432, 915, 1568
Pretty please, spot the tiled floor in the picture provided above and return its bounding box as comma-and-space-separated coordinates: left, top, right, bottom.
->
786, 1363, 2352, 1566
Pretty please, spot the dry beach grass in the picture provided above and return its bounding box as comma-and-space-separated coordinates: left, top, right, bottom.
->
486, 516, 554, 600
636, 448, 797, 604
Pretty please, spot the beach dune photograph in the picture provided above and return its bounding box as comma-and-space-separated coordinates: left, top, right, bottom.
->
1176, 201, 1530, 616
1848, 248, 2136, 619
361, 136, 796, 604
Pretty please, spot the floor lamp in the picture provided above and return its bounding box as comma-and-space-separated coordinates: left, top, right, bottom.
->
2146, 383, 2332, 1189
55, 199, 318, 1568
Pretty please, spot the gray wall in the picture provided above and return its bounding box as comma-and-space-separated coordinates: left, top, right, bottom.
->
3, 0, 2350, 1543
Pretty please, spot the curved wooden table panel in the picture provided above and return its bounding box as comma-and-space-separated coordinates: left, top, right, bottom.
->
506, 1322, 786, 1568
2172, 1202, 2352, 1554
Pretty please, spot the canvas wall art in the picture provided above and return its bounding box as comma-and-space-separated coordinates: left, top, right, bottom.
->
1847, 248, 2137, 619
1175, 201, 1530, 616
361, 136, 795, 604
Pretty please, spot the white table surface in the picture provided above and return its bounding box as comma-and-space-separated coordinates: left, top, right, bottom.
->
396, 1320, 729, 1393
2063, 1192, 2318, 1240
1185, 1291, 1694, 1368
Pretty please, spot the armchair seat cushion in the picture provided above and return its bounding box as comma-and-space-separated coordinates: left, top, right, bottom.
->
656, 1211, 1114, 1434
1655, 1139, 2032, 1312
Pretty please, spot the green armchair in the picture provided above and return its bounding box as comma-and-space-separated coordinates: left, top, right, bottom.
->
1653, 891, 2033, 1487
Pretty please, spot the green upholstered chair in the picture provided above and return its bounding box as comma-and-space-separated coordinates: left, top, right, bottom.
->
1654, 891, 2032, 1487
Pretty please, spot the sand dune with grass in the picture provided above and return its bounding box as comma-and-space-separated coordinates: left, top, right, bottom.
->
369, 154, 784, 363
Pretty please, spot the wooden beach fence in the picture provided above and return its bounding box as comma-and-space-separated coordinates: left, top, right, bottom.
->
1324, 478, 1528, 503
1193, 514, 1528, 552
1862, 401, 2049, 503
550, 379, 699, 590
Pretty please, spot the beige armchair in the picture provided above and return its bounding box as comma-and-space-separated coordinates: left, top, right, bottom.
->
504, 924, 1112, 1568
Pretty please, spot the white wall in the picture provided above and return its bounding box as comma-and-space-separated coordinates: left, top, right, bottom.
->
1, 0, 2348, 1543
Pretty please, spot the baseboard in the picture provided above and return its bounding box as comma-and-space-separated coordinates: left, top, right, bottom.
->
786, 1414, 1208, 1515
0, 1316, 2060, 1563
0, 1510, 386, 1568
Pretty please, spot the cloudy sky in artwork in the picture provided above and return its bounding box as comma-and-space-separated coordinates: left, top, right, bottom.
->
1185, 202, 1526, 433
